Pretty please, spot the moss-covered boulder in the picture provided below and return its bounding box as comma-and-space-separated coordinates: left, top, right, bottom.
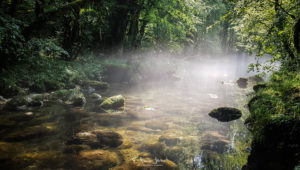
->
76, 150, 120, 169
208, 107, 242, 122
70, 130, 123, 148
99, 95, 125, 109
3, 94, 48, 110
236, 77, 248, 88
51, 89, 86, 106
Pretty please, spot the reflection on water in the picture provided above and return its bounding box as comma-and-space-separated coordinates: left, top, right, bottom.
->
0, 55, 257, 169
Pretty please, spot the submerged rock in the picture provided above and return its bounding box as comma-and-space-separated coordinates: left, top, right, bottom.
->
99, 95, 125, 109
3, 94, 47, 110
51, 89, 86, 106
71, 130, 123, 148
77, 150, 120, 169
236, 77, 248, 88
208, 107, 242, 122
201, 131, 230, 154
93, 130, 123, 147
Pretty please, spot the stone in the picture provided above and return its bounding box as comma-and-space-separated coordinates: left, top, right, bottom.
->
236, 77, 248, 88
208, 107, 242, 122
200, 131, 230, 154
76, 150, 120, 169
3, 94, 47, 110
93, 130, 123, 147
71, 130, 123, 148
51, 89, 86, 106
99, 95, 125, 109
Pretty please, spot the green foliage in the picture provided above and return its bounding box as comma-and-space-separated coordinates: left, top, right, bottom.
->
231, 0, 300, 61
247, 69, 300, 140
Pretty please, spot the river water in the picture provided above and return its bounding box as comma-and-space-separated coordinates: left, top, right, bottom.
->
0, 54, 259, 170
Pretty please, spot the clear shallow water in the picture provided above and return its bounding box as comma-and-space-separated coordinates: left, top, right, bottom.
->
0, 55, 256, 170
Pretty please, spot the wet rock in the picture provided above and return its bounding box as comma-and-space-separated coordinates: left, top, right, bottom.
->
159, 135, 180, 146
99, 95, 125, 109
253, 83, 268, 92
3, 94, 47, 110
4, 125, 54, 141
200, 131, 230, 154
139, 142, 166, 158
93, 130, 123, 147
83, 80, 109, 90
208, 107, 242, 122
77, 150, 120, 170
145, 121, 169, 130
71, 132, 99, 147
51, 89, 86, 106
236, 77, 248, 88
71, 130, 123, 148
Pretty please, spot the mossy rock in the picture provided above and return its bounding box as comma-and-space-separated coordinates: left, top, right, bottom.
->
70, 130, 123, 148
76, 150, 120, 169
208, 107, 242, 122
3, 94, 47, 110
51, 89, 86, 106
99, 95, 124, 109
159, 135, 180, 146
83, 80, 109, 90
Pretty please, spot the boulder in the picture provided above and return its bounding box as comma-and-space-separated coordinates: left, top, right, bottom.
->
71, 130, 123, 148
93, 130, 123, 147
99, 95, 125, 109
208, 107, 242, 122
76, 150, 120, 169
236, 77, 248, 88
51, 89, 86, 106
3, 94, 47, 110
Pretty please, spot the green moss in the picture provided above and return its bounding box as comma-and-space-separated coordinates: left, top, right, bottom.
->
99, 95, 125, 109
